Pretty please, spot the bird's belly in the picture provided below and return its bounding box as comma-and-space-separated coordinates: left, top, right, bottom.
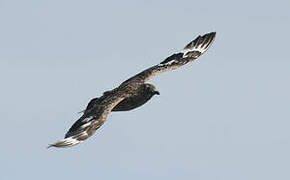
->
112, 97, 149, 111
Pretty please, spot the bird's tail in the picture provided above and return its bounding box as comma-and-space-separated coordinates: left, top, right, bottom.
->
47, 137, 82, 148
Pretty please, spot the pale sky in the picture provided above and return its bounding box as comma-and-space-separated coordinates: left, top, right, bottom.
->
1, 0, 290, 179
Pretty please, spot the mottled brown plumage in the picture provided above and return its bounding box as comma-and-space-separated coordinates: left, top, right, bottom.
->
48, 32, 216, 148
112, 84, 159, 111
81, 84, 159, 114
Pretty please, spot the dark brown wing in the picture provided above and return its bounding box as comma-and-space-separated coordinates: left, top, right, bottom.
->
123, 32, 216, 84
48, 88, 129, 148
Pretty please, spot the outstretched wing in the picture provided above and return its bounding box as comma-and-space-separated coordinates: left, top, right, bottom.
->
123, 32, 216, 84
48, 88, 128, 148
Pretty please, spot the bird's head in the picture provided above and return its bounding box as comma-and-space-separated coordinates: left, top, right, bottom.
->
144, 83, 160, 96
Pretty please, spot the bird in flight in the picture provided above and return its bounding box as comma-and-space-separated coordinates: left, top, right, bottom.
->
49, 32, 216, 148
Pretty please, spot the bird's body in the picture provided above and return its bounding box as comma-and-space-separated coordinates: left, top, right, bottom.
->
49, 32, 216, 148
112, 84, 159, 111
82, 83, 159, 113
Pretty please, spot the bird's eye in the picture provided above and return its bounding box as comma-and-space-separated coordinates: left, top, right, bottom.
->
145, 85, 150, 89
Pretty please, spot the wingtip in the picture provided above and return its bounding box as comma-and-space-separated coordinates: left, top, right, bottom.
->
184, 31, 216, 50
206, 31, 216, 36
209, 31, 216, 39
202, 31, 216, 40
47, 144, 53, 149
48, 137, 82, 148
182, 31, 216, 59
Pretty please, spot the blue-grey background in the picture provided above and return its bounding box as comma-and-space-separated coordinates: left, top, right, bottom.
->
1, 0, 289, 179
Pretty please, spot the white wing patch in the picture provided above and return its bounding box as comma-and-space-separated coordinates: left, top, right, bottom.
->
182, 32, 216, 58
47, 137, 82, 148
157, 59, 179, 66
80, 121, 92, 128
157, 32, 215, 67
181, 44, 205, 57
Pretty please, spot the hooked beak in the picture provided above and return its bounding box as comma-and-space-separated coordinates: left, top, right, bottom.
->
154, 91, 160, 95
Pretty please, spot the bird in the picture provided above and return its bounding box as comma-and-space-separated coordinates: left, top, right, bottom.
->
48, 32, 216, 148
